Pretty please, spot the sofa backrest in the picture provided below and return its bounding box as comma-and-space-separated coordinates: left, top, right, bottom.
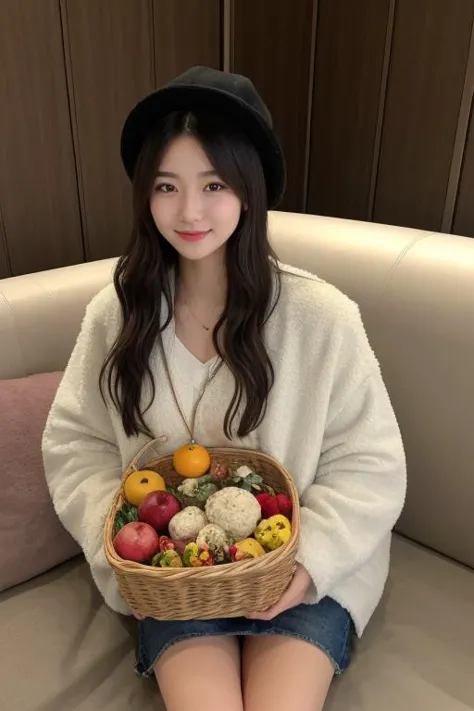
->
268, 212, 474, 570
1, 211, 473, 569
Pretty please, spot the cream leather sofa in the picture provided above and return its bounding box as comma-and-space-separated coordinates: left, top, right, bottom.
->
1, 211, 473, 711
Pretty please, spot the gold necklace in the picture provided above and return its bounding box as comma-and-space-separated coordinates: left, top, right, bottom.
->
183, 298, 214, 332
159, 334, 223, 444
178, 287, 223, 332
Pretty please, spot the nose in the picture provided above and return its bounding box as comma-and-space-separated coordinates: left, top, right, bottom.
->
179, 188, 203, 224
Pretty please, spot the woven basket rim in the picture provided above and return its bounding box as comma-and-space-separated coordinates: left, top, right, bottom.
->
125, 445, 293, 476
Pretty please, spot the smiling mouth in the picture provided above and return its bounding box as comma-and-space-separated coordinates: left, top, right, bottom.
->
175, 230, 211, 242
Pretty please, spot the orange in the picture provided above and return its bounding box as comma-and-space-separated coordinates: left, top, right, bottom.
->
123, 469, 166, 506
173, 444, 211, 478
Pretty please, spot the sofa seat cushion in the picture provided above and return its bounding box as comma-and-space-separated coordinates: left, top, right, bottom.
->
0, 536, 473, 711
328, 536, 474, 710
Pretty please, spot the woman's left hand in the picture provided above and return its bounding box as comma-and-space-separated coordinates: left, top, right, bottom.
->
247, 563, 313, 620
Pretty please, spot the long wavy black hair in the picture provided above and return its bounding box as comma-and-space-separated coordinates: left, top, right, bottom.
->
99, 109, 281, 440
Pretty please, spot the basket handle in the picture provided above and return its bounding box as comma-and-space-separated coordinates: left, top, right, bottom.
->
125, 435, 168, 480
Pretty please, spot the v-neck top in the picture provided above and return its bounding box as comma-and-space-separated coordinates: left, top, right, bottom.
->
159, 333, 226, 449
172, 336, 219, 421
153, 315, 240, 451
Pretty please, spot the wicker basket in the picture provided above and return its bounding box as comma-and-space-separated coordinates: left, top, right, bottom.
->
104, 438, 300, 620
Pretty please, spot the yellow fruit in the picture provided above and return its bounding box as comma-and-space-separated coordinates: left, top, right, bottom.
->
173, 444, 211, 478
233, 538, 265, 559
123, 469, 166, 506
255, 514, 292, 551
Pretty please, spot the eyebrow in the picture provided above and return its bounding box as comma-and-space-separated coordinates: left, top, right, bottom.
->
155, 170, 219, 179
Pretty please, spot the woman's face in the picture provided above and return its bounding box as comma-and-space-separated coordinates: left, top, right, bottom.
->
150, 134, 242, 261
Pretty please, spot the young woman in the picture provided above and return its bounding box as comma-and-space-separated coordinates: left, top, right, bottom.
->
42, 66, 406, 711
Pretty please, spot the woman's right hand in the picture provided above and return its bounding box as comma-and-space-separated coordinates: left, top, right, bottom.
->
132, 610, 144, 620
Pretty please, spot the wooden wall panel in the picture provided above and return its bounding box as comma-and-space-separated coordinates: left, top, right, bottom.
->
453, 100, 474, 237
231, 0, 315, 213
373, 0, 474, 232
0, 210, 10, 278
0, 0, 84, 275
63, 0, 155, 261
153, 0, 221, 84
307, 0, 393, 220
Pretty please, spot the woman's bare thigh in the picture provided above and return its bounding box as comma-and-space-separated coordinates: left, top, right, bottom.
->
154, 635, 243, 711
242, 635, 334, 711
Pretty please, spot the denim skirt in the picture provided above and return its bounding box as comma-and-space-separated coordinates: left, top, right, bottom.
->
135, 596, 353, 677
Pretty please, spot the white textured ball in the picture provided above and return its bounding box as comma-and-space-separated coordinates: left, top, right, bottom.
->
196, 524, 231, 550
168, 506, 207, 541
205, 487, 261, 540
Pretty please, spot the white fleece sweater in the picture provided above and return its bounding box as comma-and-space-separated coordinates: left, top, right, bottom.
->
42, 264, 406, 636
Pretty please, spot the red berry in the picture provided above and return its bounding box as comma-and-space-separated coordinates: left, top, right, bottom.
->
262, 497, 280, 518
275, 493, 292, 520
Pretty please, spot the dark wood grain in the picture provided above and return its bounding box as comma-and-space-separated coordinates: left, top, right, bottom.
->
453, 100, 474, 237
153, 0, 221, 85
373, 0, 474, 231
307, 0, 392, 221
0, 203, 10, 277
63, 0, 155, 261
0, 0, 84, 275
231, 0, 315, 212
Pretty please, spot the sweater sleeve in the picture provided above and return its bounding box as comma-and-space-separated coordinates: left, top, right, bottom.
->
41, 292, 130, 615
295, 308, 407, 601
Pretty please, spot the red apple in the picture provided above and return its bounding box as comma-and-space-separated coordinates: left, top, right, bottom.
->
138, 490, 181, 533
113, 522, 160, 563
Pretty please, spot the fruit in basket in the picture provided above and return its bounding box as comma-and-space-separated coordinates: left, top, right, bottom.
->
168, 506, 208, 541
182, 542, 215, 567
173, 443, 211, 477
123, 469, 166, 506
255, 492, 292, 521
205, 486, 261, 540
156, 535, 176, 551
275, 493, 292, 519
151, 549, 183, 568
173, 476, 218, 508
151, 535, 193, 557
172, 537, 194, 554
196, 523, 233, 561
209, 460, 230, 481
138, 490, 181, 532
229, 537, 265, 561
113, 521, 160, 563
255, 514, 292, 551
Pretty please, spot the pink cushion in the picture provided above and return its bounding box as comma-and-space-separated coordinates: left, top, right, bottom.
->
0, 371, 81, 591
